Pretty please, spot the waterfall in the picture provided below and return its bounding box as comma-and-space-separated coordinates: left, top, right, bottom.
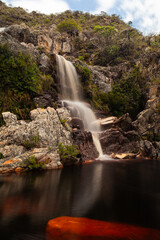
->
56, 54, 108, 160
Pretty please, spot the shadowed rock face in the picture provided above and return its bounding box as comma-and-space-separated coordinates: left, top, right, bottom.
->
46, 216, 160, 240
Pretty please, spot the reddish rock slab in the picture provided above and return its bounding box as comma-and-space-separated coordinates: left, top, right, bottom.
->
46, 216, 160, 240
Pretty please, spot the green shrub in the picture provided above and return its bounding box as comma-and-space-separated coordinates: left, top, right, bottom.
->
75, 64, 91, 84
94, 25, 117, 37
102, 65, 144, 119
0, 44, 41, 125
0, 44, 40, 94
57, 19, 81, 35
0, 153, 4, 159
78, 56, 85, 61
94, 44, 121, 66
0, 91, 35, 126
23, 134, 40, 150
57, 142, 80, 164
75, 64, 109, 113
40, 74, 54, 92
60, 119, 67, 126
24, 155, 46, 171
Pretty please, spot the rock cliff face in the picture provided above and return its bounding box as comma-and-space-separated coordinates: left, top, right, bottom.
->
0, 2, 159, 164
0, 107, 73, 173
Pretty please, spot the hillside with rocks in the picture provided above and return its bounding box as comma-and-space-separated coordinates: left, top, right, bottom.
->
0, 1, 160, 172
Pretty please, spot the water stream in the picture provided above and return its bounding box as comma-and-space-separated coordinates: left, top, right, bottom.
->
56, 54, 108, 159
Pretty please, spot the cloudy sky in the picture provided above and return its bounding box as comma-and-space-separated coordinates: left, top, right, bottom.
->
3, 0, 160, 35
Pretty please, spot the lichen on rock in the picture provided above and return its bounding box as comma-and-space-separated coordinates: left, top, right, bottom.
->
0, 107, 73, 173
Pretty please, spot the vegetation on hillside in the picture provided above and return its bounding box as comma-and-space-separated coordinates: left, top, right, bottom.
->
0, 43, 55, 126
57, 19, 81, 35
0, 1, 160, 121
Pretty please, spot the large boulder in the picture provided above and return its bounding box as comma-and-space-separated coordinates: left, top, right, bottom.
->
0, 107, 73, 173
5, 23, 38, 45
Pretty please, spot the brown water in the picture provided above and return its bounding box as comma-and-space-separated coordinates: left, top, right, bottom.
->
0, 160, 160, 240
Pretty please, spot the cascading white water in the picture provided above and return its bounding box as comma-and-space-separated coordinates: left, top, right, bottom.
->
56, 54, 108, 159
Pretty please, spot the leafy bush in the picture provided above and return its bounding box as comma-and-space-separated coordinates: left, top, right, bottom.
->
0, 153, 4, 159
94, 25, 117, 37
57, 19, 81, 35
0, 44, 40, 94
0, 44, 42, 125
24, 155, 46, 171
75, 64, 91, 84
95, 45, 120, 65
102, 66, 143, 119
57, 142, 80, 165
40, 74, 55, 92
75, 64, 109, 113
78, 56, 85, 61
0, 91, 35, 126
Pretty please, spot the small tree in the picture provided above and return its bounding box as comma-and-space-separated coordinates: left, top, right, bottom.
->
57, 19, 81, 35
57, 142, 80, 165
94, 25, 118, 38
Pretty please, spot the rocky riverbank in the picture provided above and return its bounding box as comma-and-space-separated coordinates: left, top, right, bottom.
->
0, 104, 159, 174
0, 107, 73, 174
0, 2, 159, 173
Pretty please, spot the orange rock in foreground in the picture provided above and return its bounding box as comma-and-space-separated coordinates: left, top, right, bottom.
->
46, 216, 160, 240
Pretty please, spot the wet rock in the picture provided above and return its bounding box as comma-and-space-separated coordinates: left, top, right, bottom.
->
139, 140, 158, 159
100, 128, 140, 155
113, 153, 137, 159
123, 130, 140, 141
71, 117, 84, 130
133, 109, 154, 135
72, 130, 98, 160
100, 116, 117, 130
39, 53, 52, 73
115, 113, 134, 131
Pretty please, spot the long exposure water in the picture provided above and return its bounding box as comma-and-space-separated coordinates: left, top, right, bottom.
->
0, 160, 160, 240
56, 54, 106, 158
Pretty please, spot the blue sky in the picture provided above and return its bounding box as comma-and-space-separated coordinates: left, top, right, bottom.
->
3, 0, 160, 35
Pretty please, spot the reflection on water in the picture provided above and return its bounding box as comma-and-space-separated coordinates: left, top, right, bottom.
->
0, 160, 160, 240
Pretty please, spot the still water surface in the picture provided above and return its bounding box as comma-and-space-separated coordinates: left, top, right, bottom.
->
0, 160, 160, 240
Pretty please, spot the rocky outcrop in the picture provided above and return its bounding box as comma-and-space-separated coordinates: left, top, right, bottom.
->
73, 130, 99, 160
0, 107, 73, 173
0, 15, 159, 163
100, 112, 159, 159
132, 80, 160, 159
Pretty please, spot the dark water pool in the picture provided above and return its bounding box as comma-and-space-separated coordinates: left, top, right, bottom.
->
0, 159, 160, 240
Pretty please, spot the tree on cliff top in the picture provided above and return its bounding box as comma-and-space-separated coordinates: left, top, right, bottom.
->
57, 19, 81, 35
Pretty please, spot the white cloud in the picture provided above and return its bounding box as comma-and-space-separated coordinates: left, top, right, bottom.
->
95, 0, 160, 35
121, 0, 160, 35
94, 0, 116, 13
4, 0, 70, 14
